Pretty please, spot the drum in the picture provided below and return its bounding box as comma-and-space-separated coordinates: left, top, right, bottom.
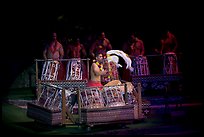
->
120, 82, 136, 104
58, 88, 77, 111
102, 86, 125, 107
119, 82, 134, 93
42, 87, 78, 111
104, 80, 124, 95
38, 85, 63, 110
41, 60, 60, 80
132, 55, 150, 76
66, 58, 83, 80
163, 52, 178, 74
80, 87, 105, 109
104, 80, 136, 105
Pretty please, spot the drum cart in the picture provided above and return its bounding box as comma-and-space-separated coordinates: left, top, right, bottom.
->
27, 59, 147, 129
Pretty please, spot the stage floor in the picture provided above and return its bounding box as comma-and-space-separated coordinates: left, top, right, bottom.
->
2, 99, 203, 135
2, 81, 203, 135
2, 95, 203, 135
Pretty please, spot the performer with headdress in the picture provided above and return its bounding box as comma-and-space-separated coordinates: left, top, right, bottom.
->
87, 49, 134, 87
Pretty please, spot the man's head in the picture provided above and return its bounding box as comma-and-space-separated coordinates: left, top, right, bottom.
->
95, 52, 104, 63
75, 38, 80, 44
101, 32, 106, 39
52, 32, 57, 40
130, 32, 137, 42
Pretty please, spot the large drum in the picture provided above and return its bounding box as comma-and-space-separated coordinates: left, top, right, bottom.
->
102, 85, 125, 107
120, 82, 134, 93
41, 60, 60, 80
120, 82, 136, 105
163, 52, 178, 74
80, 87, 105, 109
37, 85, 63, 110
66, 58, 83, 80
132, 55, 150, 76
104, 80, 136, 105
37, 85, 75, 110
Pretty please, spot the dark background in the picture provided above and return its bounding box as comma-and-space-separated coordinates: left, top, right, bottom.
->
2, 1, 202, 98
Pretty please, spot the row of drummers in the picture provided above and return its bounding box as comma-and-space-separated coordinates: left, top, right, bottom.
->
40, 52, 178, 82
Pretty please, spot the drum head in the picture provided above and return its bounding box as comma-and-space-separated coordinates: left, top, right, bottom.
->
126, 82, 134, 93
165, 52, 175, 55
119, 82, 134, 93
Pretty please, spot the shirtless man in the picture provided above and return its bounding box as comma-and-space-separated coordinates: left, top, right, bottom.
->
43, 32, 64, 60
160, 30, 178, 54
90, 32, 112, 59
42, 32, 65, 80
87, 52, 108, 87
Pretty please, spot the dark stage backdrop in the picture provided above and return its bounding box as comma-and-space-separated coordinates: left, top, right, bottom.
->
2, 1, 201, 98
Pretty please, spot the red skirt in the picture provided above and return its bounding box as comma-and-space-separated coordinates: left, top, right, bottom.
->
87, 80, 103, 88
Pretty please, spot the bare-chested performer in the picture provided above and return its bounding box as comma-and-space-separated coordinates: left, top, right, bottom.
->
87, 52, 108, 87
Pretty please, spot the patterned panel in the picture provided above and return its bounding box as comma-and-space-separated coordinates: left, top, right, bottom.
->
132, 74, 182, 90
40, 80, 88, 88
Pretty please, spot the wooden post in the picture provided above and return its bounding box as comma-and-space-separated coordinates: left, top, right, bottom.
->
37, 81, 41, 101
87, 58, 89, 80
61, 88, 66, 125
137, 82, 143, 119
77, 88, 82, 124
35, 59, 39, 98
124, 83, 128, 104
61, 88, 75, 125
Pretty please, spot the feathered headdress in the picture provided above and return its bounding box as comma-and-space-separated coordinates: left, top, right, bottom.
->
106, 50, 134, 72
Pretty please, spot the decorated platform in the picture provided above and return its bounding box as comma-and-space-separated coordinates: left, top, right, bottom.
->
132, 74, 183, 91
81, 105, 137, 126
27, 102, 62, 125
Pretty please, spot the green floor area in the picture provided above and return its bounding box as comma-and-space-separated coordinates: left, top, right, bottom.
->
5, 87, 36, 100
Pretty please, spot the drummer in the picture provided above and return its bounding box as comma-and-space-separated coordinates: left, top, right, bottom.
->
87, 52, 108, 87
154, 30, 178, 54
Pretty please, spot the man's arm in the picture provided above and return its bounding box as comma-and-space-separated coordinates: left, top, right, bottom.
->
81, 44, 87, 58
160, 40, 165, 54
105, 39, 112, 50
92, 63, 107, 76
90, 42, 97, 58
59, 44, 64, 59
140, 41, 145, 55
43, 49, 47, 60
173, 37, 178, 53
